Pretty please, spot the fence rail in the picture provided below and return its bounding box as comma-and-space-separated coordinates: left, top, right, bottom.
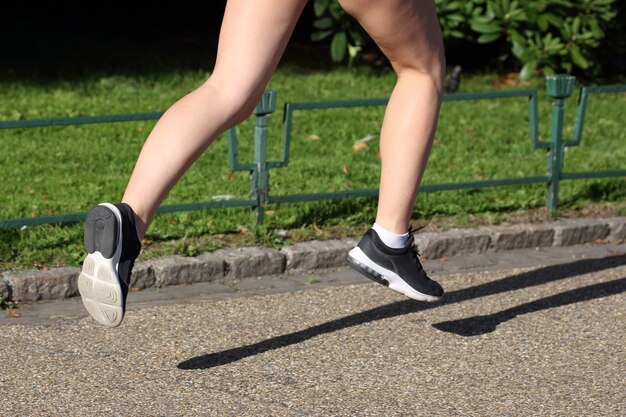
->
1, 75, 624, 229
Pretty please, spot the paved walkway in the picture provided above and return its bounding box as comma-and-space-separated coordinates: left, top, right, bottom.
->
1, 242, 625, 416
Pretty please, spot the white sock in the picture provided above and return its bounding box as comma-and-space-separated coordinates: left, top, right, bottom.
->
372, 223, 409, 249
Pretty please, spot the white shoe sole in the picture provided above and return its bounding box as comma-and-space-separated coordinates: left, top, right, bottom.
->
78, 203, 124, 327
347, 247, 441, 302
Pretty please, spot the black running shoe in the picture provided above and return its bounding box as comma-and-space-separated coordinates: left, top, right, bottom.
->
347, 227, 443, 302
78, 203, 141, 327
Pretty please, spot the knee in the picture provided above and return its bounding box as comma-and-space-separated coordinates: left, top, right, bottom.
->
199, 79, 265, 126
227, 88, 265, 125
429, 49, 447, 96
394, 48, 446, 98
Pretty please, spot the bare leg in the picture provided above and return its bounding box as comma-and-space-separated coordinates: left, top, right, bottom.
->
339, 0, 445, 233
121, 0, 308, 238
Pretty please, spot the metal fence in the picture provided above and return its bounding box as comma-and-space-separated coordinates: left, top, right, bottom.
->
1, 74, 624, 229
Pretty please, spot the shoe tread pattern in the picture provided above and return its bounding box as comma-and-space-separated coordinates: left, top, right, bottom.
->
78, 254, 123, 327
84, 206, 118, 258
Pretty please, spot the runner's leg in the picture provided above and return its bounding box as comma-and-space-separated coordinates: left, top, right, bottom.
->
339, 0, 445, 233
342, 0, 445, 301
121, 0, 309, 238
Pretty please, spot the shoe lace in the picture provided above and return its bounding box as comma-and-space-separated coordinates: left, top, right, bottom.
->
407, 225, 426, 270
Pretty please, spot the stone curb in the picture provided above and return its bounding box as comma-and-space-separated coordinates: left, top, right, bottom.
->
2, 217, 625, 302
280, 238, 359, 272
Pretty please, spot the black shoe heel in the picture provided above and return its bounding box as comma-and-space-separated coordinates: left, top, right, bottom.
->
84, 205, 119, 258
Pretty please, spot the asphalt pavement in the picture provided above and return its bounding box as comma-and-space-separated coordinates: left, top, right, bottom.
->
1, 242, 625, 416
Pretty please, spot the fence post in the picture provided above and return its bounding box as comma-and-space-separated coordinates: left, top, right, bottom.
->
545, 75, 576, 213
251, 90, 277, 225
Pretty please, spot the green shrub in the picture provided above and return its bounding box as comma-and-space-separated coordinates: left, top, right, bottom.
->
435, 0, 483, 41
311, 0, 618, 79
466, 0, 617, 79
310, 0, 366, 65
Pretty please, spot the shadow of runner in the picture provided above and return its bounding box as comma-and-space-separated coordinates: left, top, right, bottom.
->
433, 277, 626, 336
178, 253, 626, 370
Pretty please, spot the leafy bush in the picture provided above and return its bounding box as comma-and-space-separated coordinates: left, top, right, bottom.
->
311, 0, 618, 79
465, 0, 617, 79
310, 0, 366, 65
435, 0, 482, 40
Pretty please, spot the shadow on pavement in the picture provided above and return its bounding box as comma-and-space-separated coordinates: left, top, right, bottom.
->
433, 276, 626, 336
178, 253, 626, 370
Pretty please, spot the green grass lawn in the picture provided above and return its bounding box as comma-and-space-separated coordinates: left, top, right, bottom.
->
1, 65, 625, 271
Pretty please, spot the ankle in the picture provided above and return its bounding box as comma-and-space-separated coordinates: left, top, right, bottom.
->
120, 201, 148, 241
133, 216, 147, 242
372, 223, 409, 249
